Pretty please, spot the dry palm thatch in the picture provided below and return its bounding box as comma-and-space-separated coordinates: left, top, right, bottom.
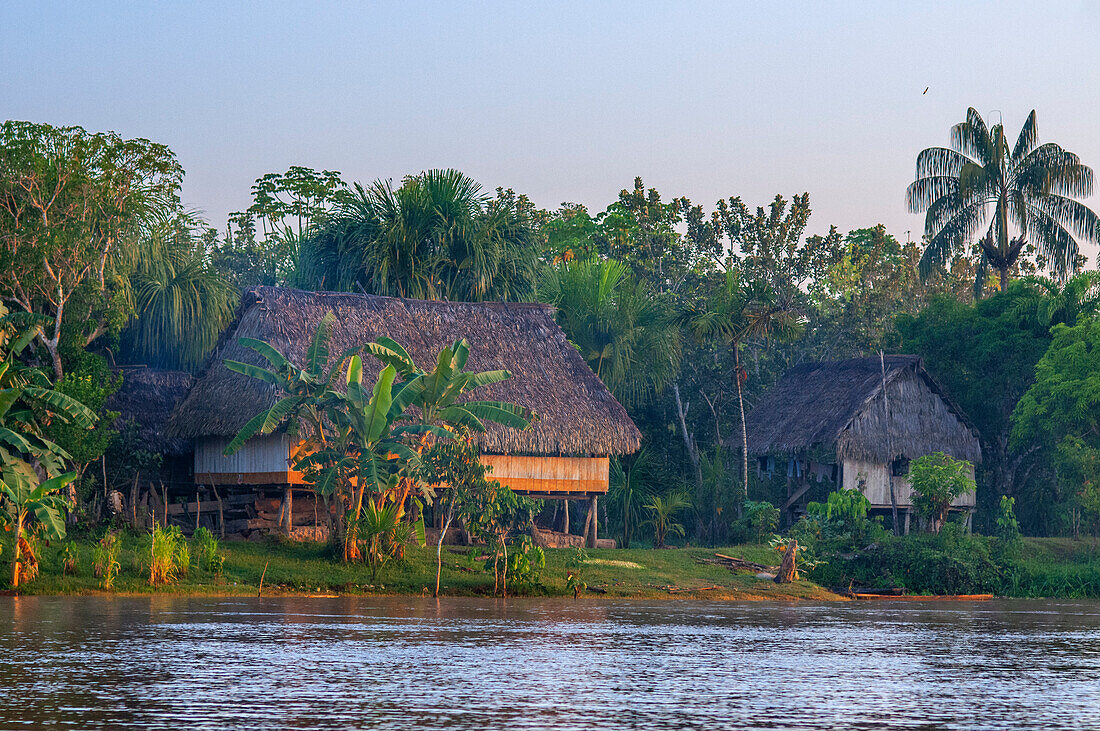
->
107, 367, 195, 456
742, 355, 981, 464
166, 287, 640, 456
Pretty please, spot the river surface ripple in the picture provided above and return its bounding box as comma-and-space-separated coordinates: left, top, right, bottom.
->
1, 597, 1099, 730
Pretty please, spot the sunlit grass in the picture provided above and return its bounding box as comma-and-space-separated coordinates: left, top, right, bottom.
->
13, 530, 837, 600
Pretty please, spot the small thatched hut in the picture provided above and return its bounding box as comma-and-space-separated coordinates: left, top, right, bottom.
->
742, 355, 981, 530
166, 286, 640, 540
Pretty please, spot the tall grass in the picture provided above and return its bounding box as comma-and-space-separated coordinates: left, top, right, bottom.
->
92, 532, 121, 590
149, 526, 190, 585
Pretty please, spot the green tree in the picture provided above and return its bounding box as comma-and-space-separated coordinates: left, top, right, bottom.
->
0, 121, 183, 378
607, 447, 657, 549
125, 217, 237, 371
906, 108, 1099, 292
299, 170, 543, 301
908, 452, 976, 533
686, 270, 804, 501
0, 308, 97, 476
538, 258, 681, 405
225, 315, 530, 562
895, 286, 1053, 530
1, 470, 76, 588
1012, 318, 1100, 536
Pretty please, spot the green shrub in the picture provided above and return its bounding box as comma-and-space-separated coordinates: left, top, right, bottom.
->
807, 523, 1000, 594
909, 453, 975, 533
736, 500, 780, 543
995, 496, 1021, 543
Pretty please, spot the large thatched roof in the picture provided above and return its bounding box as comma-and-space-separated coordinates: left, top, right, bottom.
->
166, 287, 640, 456
107, 368, 195, 456
742, 355, 981, 464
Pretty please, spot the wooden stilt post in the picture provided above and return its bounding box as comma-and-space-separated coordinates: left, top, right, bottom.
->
282, 487, 293, 535
195, 487, 201, 533
589, 496, 599, 548
211, 483, 224, 538
562, 499, 570, 535
584, 497, 597, 548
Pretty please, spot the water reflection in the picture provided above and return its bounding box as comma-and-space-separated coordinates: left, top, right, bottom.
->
2, 597, 1099, 730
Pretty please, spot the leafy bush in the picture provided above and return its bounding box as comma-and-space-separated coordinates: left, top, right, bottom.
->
503, 534, 546, 592
59, 542, 78, 576
733, 500, 780, 543
909, 453, 975, 532
808, 523, 1000, 594
802, 488, 884, 549
995, 496, 1021, 544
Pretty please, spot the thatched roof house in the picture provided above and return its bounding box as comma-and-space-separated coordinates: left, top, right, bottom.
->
167, 287, 640, 501
107, 368, 195, 457
742, 355, 980, 524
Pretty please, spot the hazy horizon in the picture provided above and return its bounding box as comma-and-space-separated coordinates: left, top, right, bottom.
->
4, 1, 1099, 259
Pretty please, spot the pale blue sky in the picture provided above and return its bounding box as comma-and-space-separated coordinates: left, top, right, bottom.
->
4, 1, 1099, 255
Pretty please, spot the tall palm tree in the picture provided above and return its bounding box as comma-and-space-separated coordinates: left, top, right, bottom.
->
907, 108, 1099, 292
538, 258, 681, 406
687, 271, 804, 499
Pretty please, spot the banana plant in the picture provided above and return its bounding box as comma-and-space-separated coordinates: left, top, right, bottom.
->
226, 312, 532, 564
0, 308, 96, 476
367, 336, 531, 434
0, 463, 76, 588
223, 311, 361, 458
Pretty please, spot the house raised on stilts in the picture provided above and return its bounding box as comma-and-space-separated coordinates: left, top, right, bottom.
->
742, 355, 981, 531
165, 286, 640, 544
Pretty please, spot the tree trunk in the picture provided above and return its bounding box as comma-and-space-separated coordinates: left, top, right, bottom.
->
774, 539, 798, 584
435, 502, 455, 598
880, 352, 900, 536
999, 266, 1009, 293
12, 512, 23, 589
586, 496, 598, 549
582, 499, 595, 548
735, 346, 749, 516
672, 382, 705, 536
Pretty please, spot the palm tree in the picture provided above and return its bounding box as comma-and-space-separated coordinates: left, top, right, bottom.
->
538, 258, 681, 406
644, 492, 691, 549
686, 271, 803, 500
297, 170, 541, 301
907, 108, 1099, 292
1017, 271, 1100, 328
608, 448, 656, 548
126, 220, 237, 371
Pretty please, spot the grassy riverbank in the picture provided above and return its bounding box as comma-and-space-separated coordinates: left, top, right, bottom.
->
11, 533, 838, 600
11, 532, 1100, 599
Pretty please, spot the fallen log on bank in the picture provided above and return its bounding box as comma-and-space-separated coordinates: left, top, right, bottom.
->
696, 554, 771, 573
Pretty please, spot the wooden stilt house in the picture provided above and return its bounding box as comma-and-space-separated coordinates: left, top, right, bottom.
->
165, 286, 640, 542
742, 355, 981, 530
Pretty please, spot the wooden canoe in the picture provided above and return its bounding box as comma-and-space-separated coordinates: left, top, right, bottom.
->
852, 593, 994, 601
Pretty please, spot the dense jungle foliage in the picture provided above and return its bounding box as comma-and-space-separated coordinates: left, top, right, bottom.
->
3, 106, 1100, 591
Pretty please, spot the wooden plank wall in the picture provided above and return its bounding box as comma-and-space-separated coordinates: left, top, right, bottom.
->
195, 437, 610, 497
480, 455, 609, 496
